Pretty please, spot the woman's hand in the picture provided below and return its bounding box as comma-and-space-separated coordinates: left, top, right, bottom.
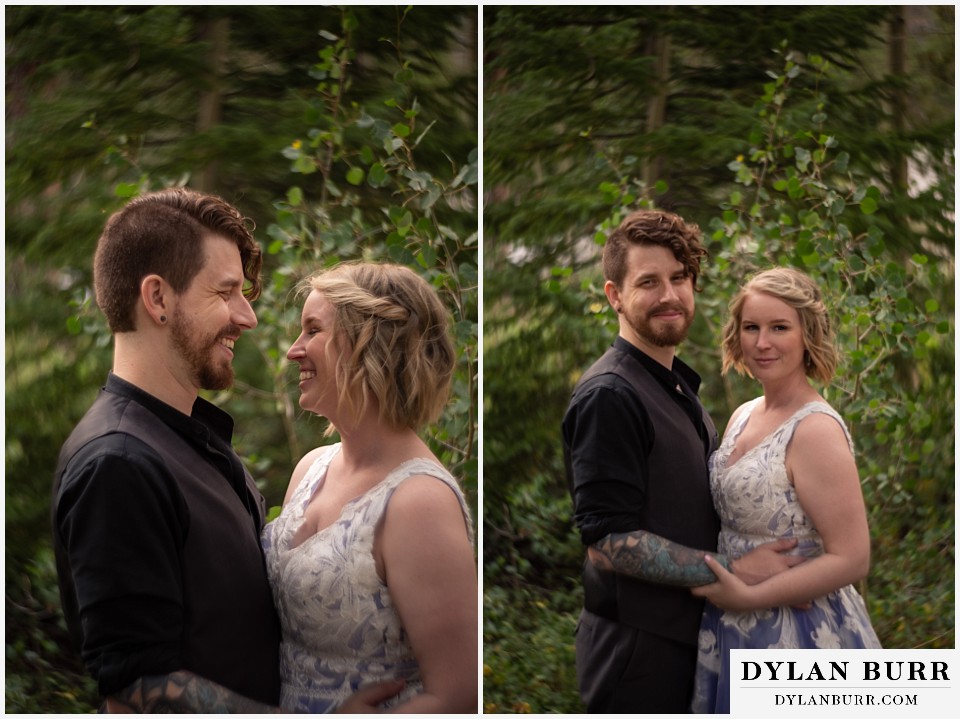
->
690, 555, 761, 612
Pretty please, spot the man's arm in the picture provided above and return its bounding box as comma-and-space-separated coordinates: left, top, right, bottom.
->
590, 530, 804, 587
106, 672, 406, 713
106, 671, 280, 713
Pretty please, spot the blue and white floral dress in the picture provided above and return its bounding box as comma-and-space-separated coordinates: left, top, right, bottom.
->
691, 399, 881, 713
261, 443, 473, 713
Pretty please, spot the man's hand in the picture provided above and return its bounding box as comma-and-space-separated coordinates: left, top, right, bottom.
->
336, 680, 405, 713
730, 537, 805, 585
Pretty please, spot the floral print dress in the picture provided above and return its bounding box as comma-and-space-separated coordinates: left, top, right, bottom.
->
691, 399, 880, 713
261, 443, 473, 713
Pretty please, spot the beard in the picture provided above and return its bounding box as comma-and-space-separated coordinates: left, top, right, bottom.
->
169, 307, 237, 391
624, 303, 693, 348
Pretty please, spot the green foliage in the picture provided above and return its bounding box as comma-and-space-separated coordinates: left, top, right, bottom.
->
5, 6, 476, 712
6, 257, 109, 711
483, 584, 583, 714
252, 6, 479, 508
699, 49, 955, 654
484, 14, 953, 710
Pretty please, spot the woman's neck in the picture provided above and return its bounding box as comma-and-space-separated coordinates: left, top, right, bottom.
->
759, 374, 821, 413
335, 415, 429, 473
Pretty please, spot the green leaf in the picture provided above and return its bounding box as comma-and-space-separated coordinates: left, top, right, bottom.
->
114, 182, 140, 198
392, 122, 411, 138
367, 162, 389, 187
293, 155, 316, 174
787, 176, 803, 199
286, 187, 303, 206
896, 297, 914, 314
860, 197, 878, 215
346, 167, 364, 186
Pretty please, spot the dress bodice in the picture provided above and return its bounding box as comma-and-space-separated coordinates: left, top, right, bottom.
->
261, 443, 473, 713
709, 398, 854, 559
692, 398, 880, 713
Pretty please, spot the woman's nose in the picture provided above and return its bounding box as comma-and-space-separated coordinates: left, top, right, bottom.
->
286, 336, 304, 361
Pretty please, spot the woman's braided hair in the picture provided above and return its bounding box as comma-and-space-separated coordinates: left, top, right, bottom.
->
300, 262, 455, 434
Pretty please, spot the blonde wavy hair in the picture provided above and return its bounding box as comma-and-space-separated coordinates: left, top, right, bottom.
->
299, 262, 455, 434
721, 267, 839, 384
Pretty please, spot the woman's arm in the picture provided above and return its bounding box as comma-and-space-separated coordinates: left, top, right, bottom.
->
693, 412, 870, 611
377, 475, 478, 714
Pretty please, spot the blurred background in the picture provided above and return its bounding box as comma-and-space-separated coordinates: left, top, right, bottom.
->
5, 6, 477, 711
482, 6, 954, 713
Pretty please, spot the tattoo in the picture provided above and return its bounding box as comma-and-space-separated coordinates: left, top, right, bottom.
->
591, 530, 730, 587
109, 670, 279, 713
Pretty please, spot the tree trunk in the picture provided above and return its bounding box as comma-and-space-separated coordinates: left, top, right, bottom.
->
642, 30, 670, 191
889, 6, 908, 193
195, 17, 230, 192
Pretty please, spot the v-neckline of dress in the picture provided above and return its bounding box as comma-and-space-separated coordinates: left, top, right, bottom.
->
723, 399, 828, 472
284, 447, 442, 552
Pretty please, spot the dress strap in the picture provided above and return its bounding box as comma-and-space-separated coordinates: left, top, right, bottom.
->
781, 402, 855, 457
293, 444, 341, 510
376, 459, 475, 545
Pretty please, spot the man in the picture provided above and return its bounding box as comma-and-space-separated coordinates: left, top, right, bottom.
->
562, 209, 800, 713
52, 188, 399, 712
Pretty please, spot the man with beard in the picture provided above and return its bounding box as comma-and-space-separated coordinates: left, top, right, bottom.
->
562, 209, 800, 713
52, 188, 400, 712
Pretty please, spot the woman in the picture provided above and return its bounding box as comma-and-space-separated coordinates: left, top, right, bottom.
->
690, 267, 880, 713
261, 262, 477, 713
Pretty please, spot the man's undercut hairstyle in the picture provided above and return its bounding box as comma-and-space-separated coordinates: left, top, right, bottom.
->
300, 262, 456, 434
94, 187, 263, 333
721, 266, 840, 384
602, 209, 708, 291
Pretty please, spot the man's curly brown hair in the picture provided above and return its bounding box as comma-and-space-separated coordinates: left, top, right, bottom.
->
602, 209, 708, 291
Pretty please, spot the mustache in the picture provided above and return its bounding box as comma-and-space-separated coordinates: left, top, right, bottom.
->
216, 325, 243, 340
647, 304, 689, 318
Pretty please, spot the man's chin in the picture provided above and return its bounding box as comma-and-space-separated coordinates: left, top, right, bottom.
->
199, 367, 235, 392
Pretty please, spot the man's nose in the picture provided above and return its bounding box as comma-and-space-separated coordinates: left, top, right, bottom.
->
660, 282, 679, 303
235, 296, 258, 330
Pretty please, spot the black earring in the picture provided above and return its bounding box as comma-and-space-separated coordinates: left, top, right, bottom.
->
160, 315, 167, 323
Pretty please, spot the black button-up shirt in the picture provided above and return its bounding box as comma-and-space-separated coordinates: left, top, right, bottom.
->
563, 337, 714, 546
52, 373, 280, 703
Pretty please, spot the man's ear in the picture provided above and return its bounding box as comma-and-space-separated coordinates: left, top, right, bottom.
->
140, 274, 171, 326
604, 280, 623, 314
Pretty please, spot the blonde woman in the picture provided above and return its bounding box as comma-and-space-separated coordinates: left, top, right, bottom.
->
261, 262, 477, 713
690, 267, 880, 713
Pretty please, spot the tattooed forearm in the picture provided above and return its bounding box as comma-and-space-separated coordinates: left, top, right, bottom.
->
108, 670, 280, 713
589, 530, 730, 587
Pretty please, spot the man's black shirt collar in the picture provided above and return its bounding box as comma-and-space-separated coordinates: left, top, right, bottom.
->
104, 372, 236, 446
613, 336, 702, 395
103, 372, 261, 531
